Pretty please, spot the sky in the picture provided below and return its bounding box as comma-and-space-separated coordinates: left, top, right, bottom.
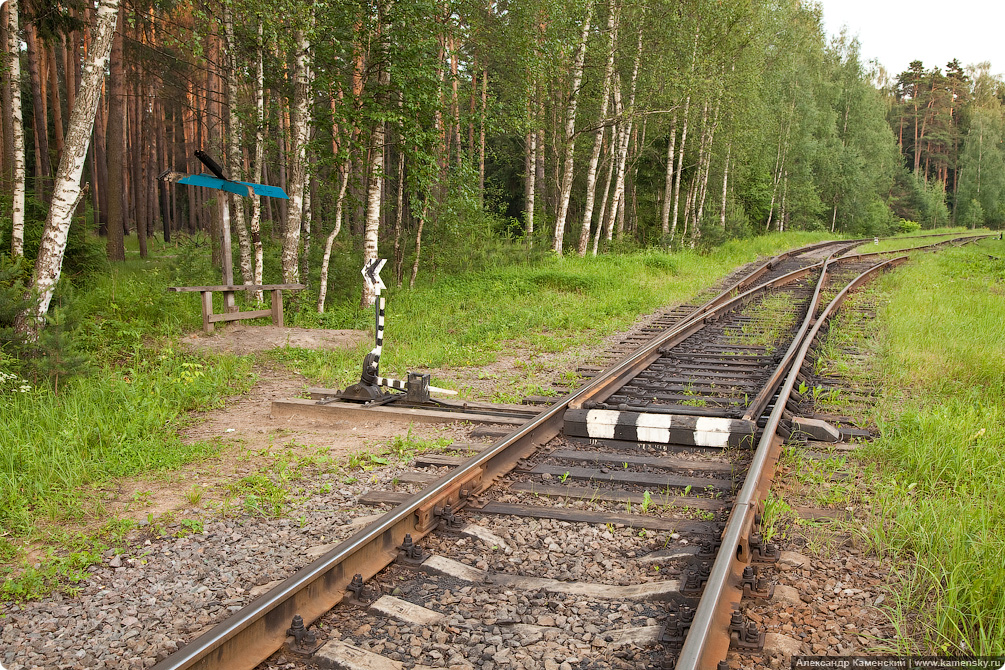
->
816, 0, 1005, 78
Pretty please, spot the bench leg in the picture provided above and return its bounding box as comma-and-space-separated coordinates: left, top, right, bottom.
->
271, 289, 284, 327
201, 291, 214, 333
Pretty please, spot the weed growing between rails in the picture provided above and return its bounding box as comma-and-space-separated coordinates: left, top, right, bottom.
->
859, 238, 1005, 654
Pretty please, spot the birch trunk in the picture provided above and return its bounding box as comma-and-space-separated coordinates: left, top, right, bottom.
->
779, 170, 788, 232
578, 0, 618, 256
523, 81, 538, 244
249, 20, 265, 300
691, 96, 718, 247
282, 28, 310, 283
392, 143, 405, 286
552, 5, 592, 255
317, 166, 350, 312
1, 3, 11, 191
6, 0, 25, 256
610, 28, 642, 241
592, 134, 615, 254
18, 0, 119, 337
603, 85, 623, 242
719, 141, 730, 230
659, 111, 677, 236
524, 123, 536, 243
409, 199, 428, 288
362, 48, 389, 307
669, 24, 700, 243
224, 4, 253, 286
766, 91, 795, 231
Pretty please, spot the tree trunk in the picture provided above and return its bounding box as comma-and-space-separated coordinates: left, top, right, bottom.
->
691, 97, 717, 247
282, 28, 310, 284
779, 170, 788, 232
156, 99, 171, 241
524, 126, 537, 244
1, 2, 11, 193
92, 81, 108, 234
552, 5, 592, 255
46, 41, 65, 165
24, 24, 51, 199
317, 164, 351, 312
133, 75, 148, 257
523, 87, 537, 244
592, 135, 615, 254
578, 0, 618, 256
449, 36, 462, 168
6, 0, 25, 257
765, 90, 795, 231
478, 68, 487, 206
660, 111, 677, 236
719, 141, 730, 230
17, 0, 119, 337
300, 164, 313, 284
669, 24, 700, 243
610, 28, 641, 241
409, 199, 428, 289
249, 20, 265, 301
224, 4, 253, 285
362, 117, 385, 306
392, 141, 405, 286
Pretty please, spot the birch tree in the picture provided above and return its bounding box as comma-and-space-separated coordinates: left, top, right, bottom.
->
577, 0, 618, 256
607, 26, 642, 241
551, 4, 592, 255
223, 2, 254, 287
5, 0, 24, 257
249, 19, 265, 300
16, 0, 120, 337
281, 26, 311, 284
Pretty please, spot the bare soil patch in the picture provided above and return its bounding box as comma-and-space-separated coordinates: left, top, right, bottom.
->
178, 324, 368, 355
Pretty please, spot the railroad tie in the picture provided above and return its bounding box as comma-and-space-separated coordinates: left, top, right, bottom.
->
564, 408, 756, 448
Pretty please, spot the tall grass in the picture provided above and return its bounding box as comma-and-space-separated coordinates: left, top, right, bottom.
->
0, 253, 253, 541
282, 231, 840, 386
863, 238, 1005, 654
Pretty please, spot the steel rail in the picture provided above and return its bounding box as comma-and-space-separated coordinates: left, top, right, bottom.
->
674, 254, 908, 670
150, 240, 858, 670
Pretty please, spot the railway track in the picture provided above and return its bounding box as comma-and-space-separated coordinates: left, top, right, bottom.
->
148, 233, 987, 670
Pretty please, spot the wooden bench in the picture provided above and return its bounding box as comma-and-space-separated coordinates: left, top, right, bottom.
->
168, 284, 305, 333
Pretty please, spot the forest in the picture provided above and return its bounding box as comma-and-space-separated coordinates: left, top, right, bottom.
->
1, 0, 1004, 330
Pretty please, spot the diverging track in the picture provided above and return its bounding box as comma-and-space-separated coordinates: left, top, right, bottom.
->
150, 234, 987, 670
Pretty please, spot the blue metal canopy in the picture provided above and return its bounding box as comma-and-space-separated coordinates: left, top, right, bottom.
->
177, 173, 289, 200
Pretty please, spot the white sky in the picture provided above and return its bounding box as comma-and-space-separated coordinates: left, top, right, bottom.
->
816, 0, 1005, 78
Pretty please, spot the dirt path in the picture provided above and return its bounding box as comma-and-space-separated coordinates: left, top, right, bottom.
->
103, 326, 470, 525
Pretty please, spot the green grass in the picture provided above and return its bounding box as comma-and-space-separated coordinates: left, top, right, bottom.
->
0, 246, 255, 549
850, 227, 987, 255
860, 237, 1005, 654
277, 231, 843, 389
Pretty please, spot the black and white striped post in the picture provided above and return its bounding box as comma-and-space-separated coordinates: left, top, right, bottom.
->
339, 259, 457, 403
